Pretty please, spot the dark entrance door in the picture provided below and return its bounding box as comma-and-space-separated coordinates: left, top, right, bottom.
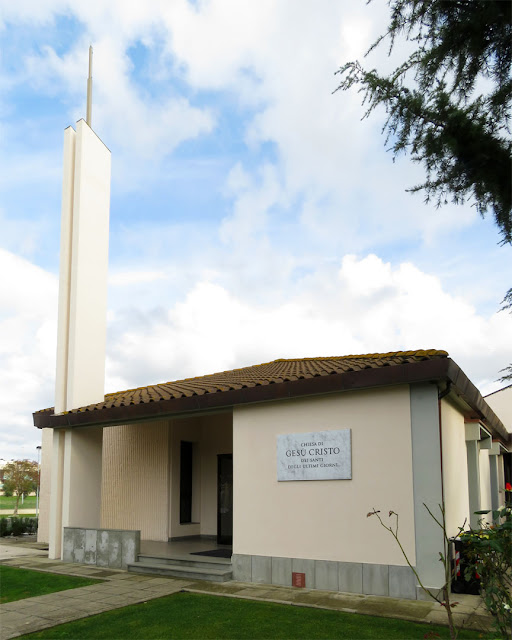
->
217, 454, 233, 545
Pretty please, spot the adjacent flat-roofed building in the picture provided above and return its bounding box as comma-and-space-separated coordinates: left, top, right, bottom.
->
33, 349, 511, 600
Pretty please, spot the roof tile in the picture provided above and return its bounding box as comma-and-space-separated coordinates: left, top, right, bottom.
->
37, 349, 448, 417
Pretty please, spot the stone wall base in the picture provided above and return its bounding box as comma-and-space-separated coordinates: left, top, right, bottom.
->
232, 554, 420, 600
63, 527, 140, 569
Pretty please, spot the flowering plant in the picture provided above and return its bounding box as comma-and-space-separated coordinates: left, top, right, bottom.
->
461, 506, 512, 637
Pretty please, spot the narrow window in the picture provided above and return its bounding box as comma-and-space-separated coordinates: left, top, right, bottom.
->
180, 441, 193, 524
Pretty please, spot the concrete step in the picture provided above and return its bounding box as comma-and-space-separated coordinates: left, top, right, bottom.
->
127, 560, 233, 582
137, 554, 231, 570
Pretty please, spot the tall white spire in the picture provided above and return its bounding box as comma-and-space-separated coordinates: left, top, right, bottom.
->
54, 49, 111, 414
86, 45, 93, 128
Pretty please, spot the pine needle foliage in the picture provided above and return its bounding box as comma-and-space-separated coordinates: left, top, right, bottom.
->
336, 0, 512, 243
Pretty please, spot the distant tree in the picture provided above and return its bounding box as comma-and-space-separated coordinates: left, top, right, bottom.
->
1, 460, 38, 515
336, 0, 512, 241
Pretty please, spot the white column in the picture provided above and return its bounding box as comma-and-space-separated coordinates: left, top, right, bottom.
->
465, 422, 481, 529
36, 428, 54, 544
410, 384, 445, 597
48, 430, 66, 559
48, 427, 103, 559
62, 427, 103, 531
488, 442, 501, 512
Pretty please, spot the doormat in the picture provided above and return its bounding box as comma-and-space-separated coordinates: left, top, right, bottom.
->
191, 549, 232, 559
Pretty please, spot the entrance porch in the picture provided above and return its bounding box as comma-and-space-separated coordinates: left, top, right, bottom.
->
47, 411, 233, 563
129, 536, 233, 581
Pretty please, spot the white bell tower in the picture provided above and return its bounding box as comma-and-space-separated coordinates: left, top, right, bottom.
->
54, 46, 111, 413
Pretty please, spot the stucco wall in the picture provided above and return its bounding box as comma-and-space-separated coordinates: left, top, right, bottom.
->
484, 386, 512, 432
233, 386, 415, 565
101, 421, 170, 541
440, 399, 470, 536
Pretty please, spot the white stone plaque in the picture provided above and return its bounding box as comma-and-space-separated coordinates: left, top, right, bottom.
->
277, 429, 351, 481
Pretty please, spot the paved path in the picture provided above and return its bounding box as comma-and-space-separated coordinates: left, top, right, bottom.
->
0, 539, 492, 640
1, 571, 191, 639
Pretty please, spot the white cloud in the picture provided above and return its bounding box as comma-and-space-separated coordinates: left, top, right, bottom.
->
0, 249, 57, 460
106, 254, 512, 400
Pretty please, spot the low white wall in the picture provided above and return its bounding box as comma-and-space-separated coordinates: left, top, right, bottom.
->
233, 386, 415, 566
63, 527, 140, 569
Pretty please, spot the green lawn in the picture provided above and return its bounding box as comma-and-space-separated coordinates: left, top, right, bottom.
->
0, 495, 37, 510
21, 591, 487, 640
0, 565, 100, 604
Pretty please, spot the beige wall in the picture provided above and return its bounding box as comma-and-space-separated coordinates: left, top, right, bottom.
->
485, 386, 512, 432
101, 421, 170, 541
233, 386, 415, 565
440, 399, 470, 536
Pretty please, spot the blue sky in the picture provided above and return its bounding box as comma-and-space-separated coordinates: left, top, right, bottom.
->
0, 0, 510, 461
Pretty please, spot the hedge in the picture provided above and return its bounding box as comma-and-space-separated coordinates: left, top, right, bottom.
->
0, 516, 38, 537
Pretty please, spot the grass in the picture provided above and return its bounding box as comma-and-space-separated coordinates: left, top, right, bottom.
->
21, 591, 487, 640
0, 495, 37, 510
0, 565, 100, 604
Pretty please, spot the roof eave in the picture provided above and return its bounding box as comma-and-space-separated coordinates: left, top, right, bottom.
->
33, 357, 450, 428
33, 357, 509, 444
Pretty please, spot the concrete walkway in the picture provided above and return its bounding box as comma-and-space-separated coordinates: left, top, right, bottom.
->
0, 538, 492, 640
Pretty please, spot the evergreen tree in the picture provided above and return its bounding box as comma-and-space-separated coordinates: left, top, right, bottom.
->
336, 0, 511, 241
337, 0, 511, 381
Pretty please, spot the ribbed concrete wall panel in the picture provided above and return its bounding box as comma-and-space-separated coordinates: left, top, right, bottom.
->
101, 421, 169, 541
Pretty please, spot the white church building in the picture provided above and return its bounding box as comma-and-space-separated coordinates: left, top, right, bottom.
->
34, 106, 511, 601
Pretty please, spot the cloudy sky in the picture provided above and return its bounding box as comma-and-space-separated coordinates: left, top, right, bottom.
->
1, 0, 511, 461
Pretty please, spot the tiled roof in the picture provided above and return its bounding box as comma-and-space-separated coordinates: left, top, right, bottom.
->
39, 349, 448, 415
